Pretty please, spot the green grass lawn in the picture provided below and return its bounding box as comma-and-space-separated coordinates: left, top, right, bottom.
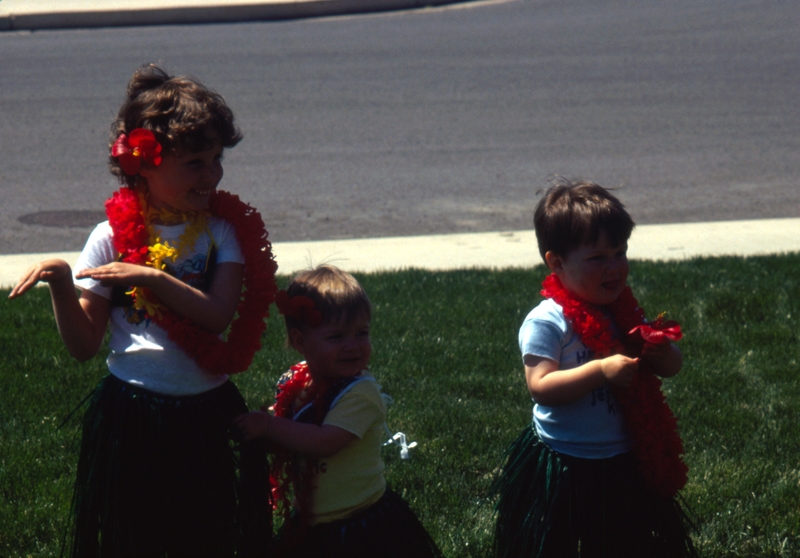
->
1, 256, 799, 557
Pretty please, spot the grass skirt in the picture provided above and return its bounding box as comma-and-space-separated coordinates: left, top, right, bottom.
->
490, 425, 698, 558
277, 487, 443, 558
65, 374, 271, 558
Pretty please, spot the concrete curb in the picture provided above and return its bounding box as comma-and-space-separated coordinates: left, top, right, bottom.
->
0, 0, 466, 31
2, 218, 799, 289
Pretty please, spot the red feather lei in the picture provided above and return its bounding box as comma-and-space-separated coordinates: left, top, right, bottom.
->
104, 187, 278, 375
540, 273, 689, 497
269, 362, 336, 524
270, 361, 356, 535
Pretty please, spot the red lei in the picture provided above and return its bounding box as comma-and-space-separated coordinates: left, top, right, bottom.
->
104, 187, 278, 375
269, 362, 334, 527
540, 273, 688, 497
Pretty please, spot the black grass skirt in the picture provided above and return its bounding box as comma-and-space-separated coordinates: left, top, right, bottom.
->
490, 425, 698, 558
277, 488, 444, 558
65, 374, 272, 558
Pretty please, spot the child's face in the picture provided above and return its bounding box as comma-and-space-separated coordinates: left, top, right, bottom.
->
546, 230, 629, 306
139, 140, 224, 214
291, 313, 372, 380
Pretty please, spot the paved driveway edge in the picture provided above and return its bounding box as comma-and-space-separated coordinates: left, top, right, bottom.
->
0, 0, 469, 31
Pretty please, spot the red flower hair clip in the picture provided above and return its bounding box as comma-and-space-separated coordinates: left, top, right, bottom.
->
112, 128, 163, 175
275, 290, 323, 327
629, 312, 683, 344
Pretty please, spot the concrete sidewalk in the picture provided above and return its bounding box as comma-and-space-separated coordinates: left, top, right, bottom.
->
0, 0, 465, 31
2, 218, 798, 289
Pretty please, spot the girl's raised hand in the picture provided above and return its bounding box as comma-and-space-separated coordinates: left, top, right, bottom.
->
8, 258, 72, 299
75, 261, 158, 288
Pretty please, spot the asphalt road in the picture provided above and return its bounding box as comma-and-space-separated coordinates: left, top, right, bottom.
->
1, 0, 798, 255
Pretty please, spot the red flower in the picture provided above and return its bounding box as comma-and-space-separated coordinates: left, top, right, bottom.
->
275, 290, 323, 327
629, 313, 683, 344
112, 128, 162, 175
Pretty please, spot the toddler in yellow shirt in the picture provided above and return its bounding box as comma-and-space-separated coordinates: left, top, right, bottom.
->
235, 265, 443, 558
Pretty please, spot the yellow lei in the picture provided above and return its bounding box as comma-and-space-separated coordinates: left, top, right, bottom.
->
128, 194, 210, 318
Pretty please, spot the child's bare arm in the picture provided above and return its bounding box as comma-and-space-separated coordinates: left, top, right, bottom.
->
641, 341, 683, 378
525, 352, 639, 406
9, 259, 110, 361
75, 261, 244, 334
8, 258, 72, 300
234, 411, 357, 459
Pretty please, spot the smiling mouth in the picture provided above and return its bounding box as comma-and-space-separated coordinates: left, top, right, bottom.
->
191, 188, 214, 196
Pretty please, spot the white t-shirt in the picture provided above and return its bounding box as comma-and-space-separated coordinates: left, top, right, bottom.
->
519, 298, 632, 459
73, 218, 244, 396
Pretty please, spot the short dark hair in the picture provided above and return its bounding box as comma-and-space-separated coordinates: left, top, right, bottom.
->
533, 179, 635, 261
110, 64, 242, 186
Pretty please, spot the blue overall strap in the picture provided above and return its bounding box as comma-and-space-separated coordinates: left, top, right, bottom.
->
292, 375, 372, 425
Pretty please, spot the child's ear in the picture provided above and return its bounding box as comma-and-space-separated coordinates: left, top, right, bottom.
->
288, 327, 305, 355
544, 251, 564, 274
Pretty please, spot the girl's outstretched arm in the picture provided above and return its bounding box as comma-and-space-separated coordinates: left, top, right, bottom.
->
9, 259, 110, 362
75, 261, 243, 334
234, 411, 357, 459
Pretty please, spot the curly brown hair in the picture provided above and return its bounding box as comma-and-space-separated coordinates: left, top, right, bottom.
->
109, 64, 242, 186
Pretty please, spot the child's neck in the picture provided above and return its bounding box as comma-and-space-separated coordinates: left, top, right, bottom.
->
566, 287, 614, 310
147, 204, 202, 226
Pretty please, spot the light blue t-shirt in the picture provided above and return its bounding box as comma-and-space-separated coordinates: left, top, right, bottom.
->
519, 298, 631, 459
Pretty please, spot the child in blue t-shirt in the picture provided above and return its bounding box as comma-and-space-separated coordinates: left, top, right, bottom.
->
492, 180, 697, 557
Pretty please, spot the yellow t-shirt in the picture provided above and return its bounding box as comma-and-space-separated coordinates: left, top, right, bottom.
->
306, 375, 387, 525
